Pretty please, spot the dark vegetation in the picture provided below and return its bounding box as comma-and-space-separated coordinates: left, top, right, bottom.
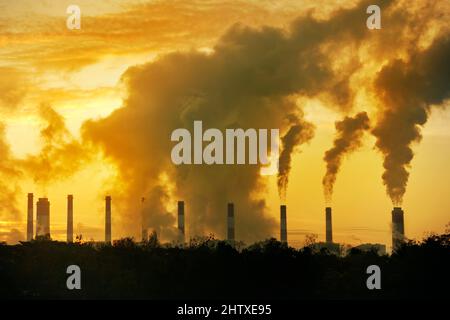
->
0, 232, 448, 299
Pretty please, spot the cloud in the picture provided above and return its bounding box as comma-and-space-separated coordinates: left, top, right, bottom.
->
372, 35, 450, 205
18, 104, 92, 189
0, 122, 22, 219
0, 67, 29, 112
82, 1, 389, 242
0, 0, 324, 72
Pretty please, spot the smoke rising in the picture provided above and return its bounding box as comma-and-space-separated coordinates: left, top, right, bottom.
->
0, 67, 29, 220
278, 113, 315, 200
142, 184, 177, 240
0, 123, 21, 219
0, 104, 90, 231
81, 2, 375, 242
0, 0, 448, 245
19, 104, 91, 190
323, 112, 370, 203
372, 35, 450, 205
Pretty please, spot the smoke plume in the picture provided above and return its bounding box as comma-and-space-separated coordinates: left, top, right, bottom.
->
81, 1, 394, 242
278, 113, 315, 200
323, 112, 370, 203
19, 104, 91, 189
0, 123, 21, 219
0, 67, 28, 219
372, 36, 450, 205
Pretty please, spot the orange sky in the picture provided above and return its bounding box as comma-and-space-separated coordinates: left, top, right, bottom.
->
0, 0, 449, 250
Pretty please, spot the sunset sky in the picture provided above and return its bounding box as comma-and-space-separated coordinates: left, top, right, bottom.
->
0, 0, 449, 250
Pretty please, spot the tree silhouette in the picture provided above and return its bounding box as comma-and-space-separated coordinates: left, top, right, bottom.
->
0, 232, 448, 299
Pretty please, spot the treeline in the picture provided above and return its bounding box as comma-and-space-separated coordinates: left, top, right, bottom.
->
0, 233, 448, 299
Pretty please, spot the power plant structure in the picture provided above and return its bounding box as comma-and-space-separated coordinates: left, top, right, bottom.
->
36, 198, 50, 238
391, 207, 405, 251
22, 193, 406, 255
178, 201, 185, 244
325, 207, 333, 244
141, 197, 147, 242
105, 196, 112, 244
280, 205, 287, 244
227, 202, 235, 242
67, 195, 73, 243
27, 193, 33, 241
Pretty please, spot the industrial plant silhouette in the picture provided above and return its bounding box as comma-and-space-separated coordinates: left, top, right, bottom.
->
0, 193, 446, 299
0, 226, 448, 299
25, 192, 402, 254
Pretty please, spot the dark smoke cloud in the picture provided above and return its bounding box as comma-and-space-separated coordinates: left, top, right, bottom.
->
19, 104, 91, 190
372, 35, 450, 205
0, 123, 21, 219
278, 113, 315, 200
142, 185, 177, 240
323, 112, 370, 203
82, 1, 395, 242
0, 67, 29, 220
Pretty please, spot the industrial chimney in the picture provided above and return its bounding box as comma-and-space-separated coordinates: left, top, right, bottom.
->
391, 207, 405, 251
178, 201, 185, 244
105, 196, 112, 244
280, 205, 287, 243
227, 203, 235, 242
27, 193, 33, 241
141, 197, 147, 242
36, 198, 50, 238
67, 195, 73, 243
325, 207, 332, 244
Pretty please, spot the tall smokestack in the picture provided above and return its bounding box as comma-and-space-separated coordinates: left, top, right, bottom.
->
392, 207, 405, 252
27, 193, 33, 241
105, 196, 111, 244
141, 197, 147, 242
67, 195, 73, 243
227, 203, 235, 242
36, 198, 50, 238
326, 207, 332, 243
178, 201, 185, 244
280, 205, 287, 243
